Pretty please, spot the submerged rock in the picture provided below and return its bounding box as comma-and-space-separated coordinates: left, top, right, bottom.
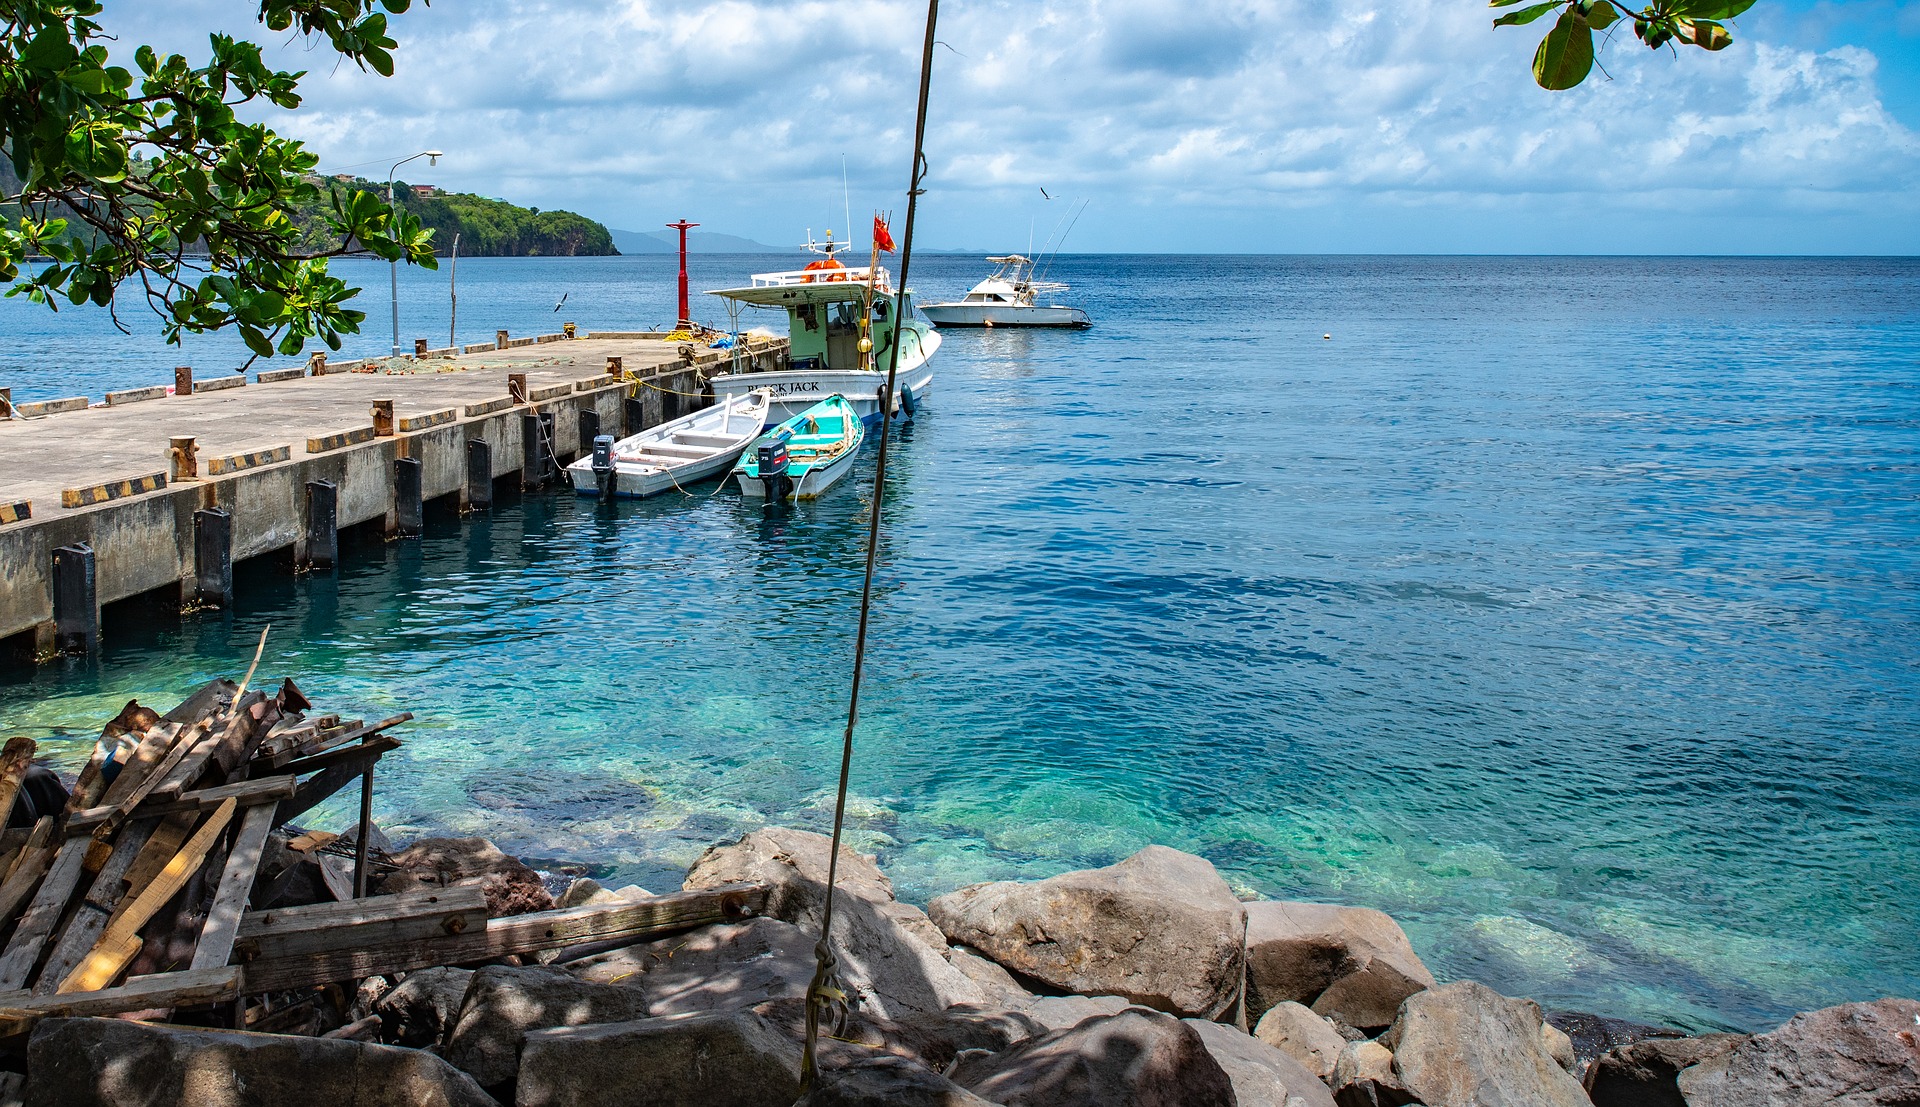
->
380, 836, 554, 916
26, 1016, 498, 1107
1548, 1010, 1687, 1080
1243, 900, 1434, 1029
1675, 998, 1920, 1107
1184, 1017, 1339, 1107
928, 846, 1247, 1020
516, 1009, 802, 1107
948, 1007, 1236, 1107
1377, 980, 1591, 1107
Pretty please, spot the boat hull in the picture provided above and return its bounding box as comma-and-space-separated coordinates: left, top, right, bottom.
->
710, 329, 941, 428
922, 303, 1090, 328
733, 439, 861, 500
564, 392, 767, 499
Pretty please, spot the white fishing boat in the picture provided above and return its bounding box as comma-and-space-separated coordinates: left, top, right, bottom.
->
706, 230, 941, 428
920, 254, 1091, 329
732, 394, 866, 500
565, 391, 769, 499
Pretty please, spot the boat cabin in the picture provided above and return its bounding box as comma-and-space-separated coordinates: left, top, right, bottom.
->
707, 267, 919, 373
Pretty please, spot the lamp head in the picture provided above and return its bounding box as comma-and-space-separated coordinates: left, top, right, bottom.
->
426, 151, 443, 164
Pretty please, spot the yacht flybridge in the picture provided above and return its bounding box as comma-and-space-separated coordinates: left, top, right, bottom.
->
920, 254, 1092, 329
706, 231, 941, 428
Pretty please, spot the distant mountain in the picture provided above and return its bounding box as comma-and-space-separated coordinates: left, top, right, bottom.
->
609, 228, 789, 254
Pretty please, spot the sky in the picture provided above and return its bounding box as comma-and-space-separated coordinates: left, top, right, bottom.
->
105, 1, 1920, 254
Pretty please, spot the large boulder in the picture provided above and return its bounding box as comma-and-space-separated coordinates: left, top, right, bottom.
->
1184, 1018, 1339, 1107
751, 997, 1042, 1074
1254, 1000, 1350, 1082
376, 966, 475, 1048
25, 1016, 497, 1107
568, 917, 816, 1013
685, 828, 985, 1019
1377, 980, 1591, 1107
516, 1010, 802, 1107
1584, 1034, 1744, 1107
795, 1049, 1004, 1107
1330, 1040, 1418, 1107
380, 836, 553, 916
1675, 998, 1920, 1107
1019, 994, 1143, 1031
1549, 1011, 1688, 1081
928, 846, 1247, 1020
948, 1007, 1237, 1107
1244, 901, 1434, 1029
949, 944, 1034, 1006
441, 965, 649, 1095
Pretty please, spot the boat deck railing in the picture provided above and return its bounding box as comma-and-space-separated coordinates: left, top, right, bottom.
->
750, 265, 891, 289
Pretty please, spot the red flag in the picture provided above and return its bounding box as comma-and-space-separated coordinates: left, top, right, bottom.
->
873, 215, 896, 253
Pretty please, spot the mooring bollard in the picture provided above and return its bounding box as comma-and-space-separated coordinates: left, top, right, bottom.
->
371, 399, 395, 437
496, 329, 510, 351
507, 373, 528, 405
168, 436, 199, 481
0, 387, 12, 419
563, 322, 576, 339
394, 457, 423, 537
308, 351, 327, 376
413, 338, 428, 357
306, 480, 338, 570
193, 507, 233, 608
606, 356, 622, 375
467, 439, 493, 511
51, 543, 98, 654
174, 366, 193, 397
578, 409, 601, 461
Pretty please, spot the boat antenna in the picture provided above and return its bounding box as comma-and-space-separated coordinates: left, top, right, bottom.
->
1038, 198, 1089, 283
800, 0, 939, 1094
843, 155, 853, 252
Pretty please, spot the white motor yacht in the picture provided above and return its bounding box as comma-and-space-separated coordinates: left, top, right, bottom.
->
921, 255, 1091, 329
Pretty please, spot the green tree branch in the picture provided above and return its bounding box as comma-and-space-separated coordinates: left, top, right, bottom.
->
1492, 0, 1758, 89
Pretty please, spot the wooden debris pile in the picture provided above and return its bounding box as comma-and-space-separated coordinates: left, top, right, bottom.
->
0, 673, 766, 1047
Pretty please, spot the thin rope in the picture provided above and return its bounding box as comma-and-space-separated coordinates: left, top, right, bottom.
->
799, 0, 939, 1094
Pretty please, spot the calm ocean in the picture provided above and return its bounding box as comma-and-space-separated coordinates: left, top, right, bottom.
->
2, 254, 1916, 1033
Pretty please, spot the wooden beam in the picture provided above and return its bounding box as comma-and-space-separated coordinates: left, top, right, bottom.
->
92, 723, 183, 810
0, 836, 94, 989
263, 713, 411, 771
66, 774, 295, 834
189, 803, 278, 971
232, 886, 487, 964
237, 883, 768, 993
105, 812, 197, 929
274, 748, 390, 827
32, 818, 159, 995
276, 735, 401, 779
57, 798, 237, 994
150, 693, 262, 801
0, 817, 53, 905
80, 719, 211, 836
0, 966, 240, 1037
0, 738, 36, 826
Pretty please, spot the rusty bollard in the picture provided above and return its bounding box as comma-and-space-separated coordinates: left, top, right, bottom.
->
496, 329, 510, 350
372, 399, 395, 437
174, 366, 193, 397
508, 373, 528, 405
308, 351, 328, 376
606, 356, 622, 375
414, 338, 428, 357
564, 322, 577, 339
169, 436, 199, 481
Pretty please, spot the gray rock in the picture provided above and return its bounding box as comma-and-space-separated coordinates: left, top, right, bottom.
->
1675, 998, 1920, 1107
684, 828, 985, 1019
1244, 901, 1435, 1029
556, 878, 653, 909
1019, 994, 1143, 1031
441, 965, 648, 1094
950, 944, 1034, 1006
751, 997, 1042, 1073
569, 917, 816, 1013
1549, 1011, 1687, 1080
1185, 1018, 1339, 1107
797, 1050, 1004, 1106
1377, 979, 1591, 1107
1543, 1021, 1579, 1074
1330, 1040, 1418, 1107
949, 1007, 1236, 1107
380, 836, 553, 916
929, 846, 1247, 1020
1584, 1034, 1744, 1107
25, 1016, 498, 1107
377, 966, 475, 1048
516, 1009, 802, 1107
1254, 1000, 1349, 1082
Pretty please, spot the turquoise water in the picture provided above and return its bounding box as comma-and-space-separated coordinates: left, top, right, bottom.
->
3, 255, 1917, 1033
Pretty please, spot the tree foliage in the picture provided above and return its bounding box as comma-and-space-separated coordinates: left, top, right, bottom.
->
298, 179, 617, 257
0, 0, 438, 359
1492, 0, 1758, 89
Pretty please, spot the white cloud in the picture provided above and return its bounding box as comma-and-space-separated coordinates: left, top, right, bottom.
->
100, 0, 1920, 251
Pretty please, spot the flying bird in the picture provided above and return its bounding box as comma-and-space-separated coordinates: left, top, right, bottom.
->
1040, 187, 1052, 200
553, 292, 568, 312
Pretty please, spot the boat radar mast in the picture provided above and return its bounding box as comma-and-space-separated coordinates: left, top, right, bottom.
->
801, 229, 853, 260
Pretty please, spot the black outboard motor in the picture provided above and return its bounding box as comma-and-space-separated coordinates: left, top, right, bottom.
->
758, 439, 792, 505
590, 434, 616, 500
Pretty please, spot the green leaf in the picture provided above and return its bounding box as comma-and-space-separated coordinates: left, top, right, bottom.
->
1533, 8, 1596, 89
1688, 19, 1734, 49
239, 325, 274, 358
1672, 0, 1756, 18
1496, 1, 1563, 27
1586, 1, 1619, 30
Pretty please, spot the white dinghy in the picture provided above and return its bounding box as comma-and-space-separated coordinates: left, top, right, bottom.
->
566, 391, 770, 499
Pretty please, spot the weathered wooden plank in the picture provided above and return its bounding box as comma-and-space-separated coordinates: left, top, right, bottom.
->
81, 719, 212, 836
158, 680, 235, 725
232, 886, 487, 964
0, 966, 240, 1037
58, 798, 237, 994
93, 723, 183, 810
105, 812, 197, 929
66, 774, 295, 834
0, 819, 55, 922
31, 819, 159, 995
263, 713, 407, 771
188, 803, 278, 971
0, 738, 36, 825
237, 883, 768, 993
0, 817, 49, 889
276, 735, 400, 779
274, 747, 390, 827
0, 837, 94, 989
150, 693, 263, 801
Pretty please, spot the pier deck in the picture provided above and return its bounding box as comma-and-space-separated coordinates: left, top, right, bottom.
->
0, 329, 785, 658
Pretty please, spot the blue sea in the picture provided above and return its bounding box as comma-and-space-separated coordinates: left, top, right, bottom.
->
2, 254, 1917, 1034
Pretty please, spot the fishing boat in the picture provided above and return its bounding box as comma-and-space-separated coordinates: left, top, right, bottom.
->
732, 394, 865, 500
706, 229, 941, 428
564, 390, 769, 499
920, 254, 1091, 329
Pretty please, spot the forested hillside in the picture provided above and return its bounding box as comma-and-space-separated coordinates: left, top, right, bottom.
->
300, 177, 617, 257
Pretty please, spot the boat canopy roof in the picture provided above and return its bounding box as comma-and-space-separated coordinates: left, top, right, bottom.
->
707, 264, 895, 306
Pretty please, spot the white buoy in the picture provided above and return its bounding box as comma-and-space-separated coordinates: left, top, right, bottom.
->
1323, 333, 1332, 340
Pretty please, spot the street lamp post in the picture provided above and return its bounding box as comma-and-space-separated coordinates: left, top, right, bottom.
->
387, 150, 443, 357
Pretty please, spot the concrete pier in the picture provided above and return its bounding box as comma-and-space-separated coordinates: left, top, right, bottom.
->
0, 329, 786, 661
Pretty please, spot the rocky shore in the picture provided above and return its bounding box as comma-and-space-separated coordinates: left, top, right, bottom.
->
14, 825, 1918, 1106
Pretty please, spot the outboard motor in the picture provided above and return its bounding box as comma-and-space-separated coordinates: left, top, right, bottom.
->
591, 434, 616, 500
758, 439, 792, 505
